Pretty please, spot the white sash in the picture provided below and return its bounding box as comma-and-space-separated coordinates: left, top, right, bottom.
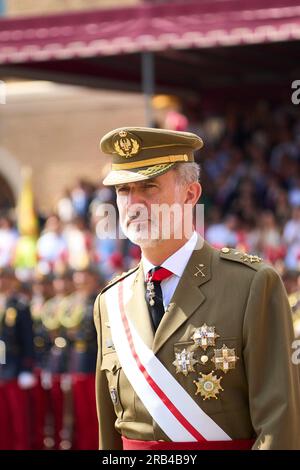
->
104, 271, 231, 442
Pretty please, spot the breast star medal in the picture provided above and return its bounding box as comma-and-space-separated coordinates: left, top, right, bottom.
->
173, 348, 197, 376
193, 371, 224, 400
211, 344, 239, 373
191, 323, 220, 351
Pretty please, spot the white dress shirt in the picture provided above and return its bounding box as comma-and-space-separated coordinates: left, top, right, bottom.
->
142, 231, 198, 310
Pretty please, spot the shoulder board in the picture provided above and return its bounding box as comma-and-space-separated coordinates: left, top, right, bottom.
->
100, 264, 140, 295
219, 247, 264, 271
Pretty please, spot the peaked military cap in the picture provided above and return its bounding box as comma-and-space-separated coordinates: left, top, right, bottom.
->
100, 127, 204, 186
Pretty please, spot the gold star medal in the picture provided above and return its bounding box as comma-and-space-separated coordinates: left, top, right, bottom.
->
193, 371, 224, 400
191, 323, 220, 351
211, 344, 239, 373
173, 348, 197, 376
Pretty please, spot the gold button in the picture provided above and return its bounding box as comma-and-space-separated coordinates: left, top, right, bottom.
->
55, 337, 67, 348
200, 355, 209, 364
221, 247, 230, 254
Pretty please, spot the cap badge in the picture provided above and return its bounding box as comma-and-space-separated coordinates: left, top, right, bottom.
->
193, 371, 224, 400
113, 131, 140, 158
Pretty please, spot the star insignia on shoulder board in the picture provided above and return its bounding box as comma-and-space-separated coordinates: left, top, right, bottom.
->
173, 348, 197, 376
193, 371, 224, 400
240, 253, 262, 264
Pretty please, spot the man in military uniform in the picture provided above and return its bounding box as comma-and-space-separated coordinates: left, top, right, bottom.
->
31, 268, 55, 371
30, 267, 55, 449
60, 265, 101, 449
36, 267, 74, 450
94, 127, 300, 450
0, 267, 35, 450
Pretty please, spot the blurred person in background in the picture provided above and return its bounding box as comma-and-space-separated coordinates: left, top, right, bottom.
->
62, 216, 94, 271
283, 270, 300, 339
58, 265, 102, 449
70, 179, 94, 222
37, 266, 74, 450
250, 211, 284, 264
288, 177, 300, 208
30, 267, 54, 449
0, 215, 18, 268
36, 215, 67, 268
56, 189, 75, 224
90, 196, 127, 281
0, 267, 35, 450
205, 213, 238, 249
283, 206, 300, 270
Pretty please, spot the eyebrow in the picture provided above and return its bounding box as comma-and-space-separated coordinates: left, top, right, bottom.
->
116, 179, 159, 189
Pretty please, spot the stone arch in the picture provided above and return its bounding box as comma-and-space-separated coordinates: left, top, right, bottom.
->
0, 148, 21, 210
0, 172, 15, 209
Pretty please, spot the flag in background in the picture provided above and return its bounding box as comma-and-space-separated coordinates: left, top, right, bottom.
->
17, 167, 38, 237
14, 167, 38, 272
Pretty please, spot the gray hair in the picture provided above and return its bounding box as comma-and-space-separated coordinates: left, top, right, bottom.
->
172, 162, 200, 185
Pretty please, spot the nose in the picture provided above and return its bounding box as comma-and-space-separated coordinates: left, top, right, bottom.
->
126, 187, 144, 207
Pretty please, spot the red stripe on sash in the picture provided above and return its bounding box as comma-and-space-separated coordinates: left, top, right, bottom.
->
118, 281, 206, 442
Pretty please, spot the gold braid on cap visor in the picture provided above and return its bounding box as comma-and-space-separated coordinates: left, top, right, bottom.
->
111, 154, 189, 170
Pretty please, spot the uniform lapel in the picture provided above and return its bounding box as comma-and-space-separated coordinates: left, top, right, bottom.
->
153, 238, 213, 354
124, 263, 155, 349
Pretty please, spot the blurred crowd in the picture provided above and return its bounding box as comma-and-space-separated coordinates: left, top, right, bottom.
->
1, 100, 300, 449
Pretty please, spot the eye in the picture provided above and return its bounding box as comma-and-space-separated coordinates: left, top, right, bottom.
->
116, 185, 129, 194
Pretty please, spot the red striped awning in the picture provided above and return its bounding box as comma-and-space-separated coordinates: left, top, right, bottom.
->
0, 0, 299, 64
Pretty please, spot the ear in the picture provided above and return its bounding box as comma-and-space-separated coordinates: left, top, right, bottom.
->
184, 182, 202, 206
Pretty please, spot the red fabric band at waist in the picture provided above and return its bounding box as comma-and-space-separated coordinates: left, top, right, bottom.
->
122, 436, 255, 450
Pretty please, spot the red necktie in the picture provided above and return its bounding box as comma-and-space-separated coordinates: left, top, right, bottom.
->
146, 266, 173, 282
145, 266, 173, 331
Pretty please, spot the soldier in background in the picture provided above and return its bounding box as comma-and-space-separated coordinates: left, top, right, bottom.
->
58, 265, 102, 449
0, 267, 35, 450
38, 267, 74, 450
31, 268, 54, 370
30, 267, 54, 449
285, 270, 300, 338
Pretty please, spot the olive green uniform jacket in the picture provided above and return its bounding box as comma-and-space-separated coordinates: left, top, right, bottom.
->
94, 241, 300, 450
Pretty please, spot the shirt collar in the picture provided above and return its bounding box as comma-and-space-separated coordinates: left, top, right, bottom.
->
142, 231, 198, 280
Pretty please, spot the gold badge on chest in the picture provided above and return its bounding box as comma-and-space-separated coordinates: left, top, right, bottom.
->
211, 344, 239, 373
191, 323, 220, 351
193, 371, 224, 400
5, 307, 17, 327
173, 348, 197, 376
